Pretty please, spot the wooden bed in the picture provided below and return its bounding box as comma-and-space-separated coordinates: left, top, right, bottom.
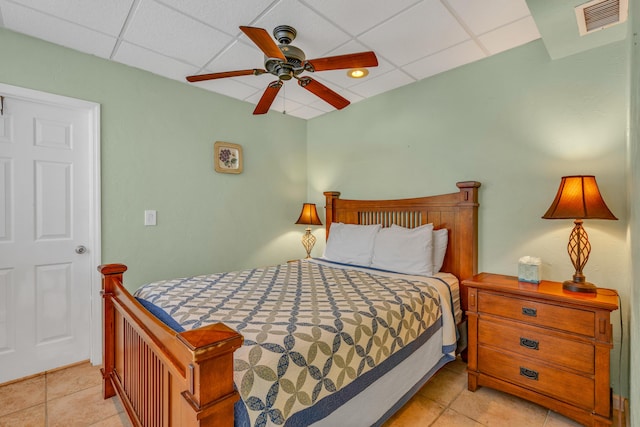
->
99, 181, 480, 427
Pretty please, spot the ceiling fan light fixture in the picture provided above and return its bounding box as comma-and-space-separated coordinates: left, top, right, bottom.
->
347, 68, 369, 78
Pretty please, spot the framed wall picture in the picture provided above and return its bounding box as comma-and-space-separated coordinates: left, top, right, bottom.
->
214, 141, 243, 174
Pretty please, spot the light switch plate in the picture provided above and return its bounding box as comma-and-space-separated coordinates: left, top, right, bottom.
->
144, 210, 157, 226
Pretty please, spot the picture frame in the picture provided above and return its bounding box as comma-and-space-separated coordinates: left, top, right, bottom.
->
214, 141, 243, 174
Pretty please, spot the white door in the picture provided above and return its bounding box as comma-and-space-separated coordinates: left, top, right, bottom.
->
0, 87, 100, 383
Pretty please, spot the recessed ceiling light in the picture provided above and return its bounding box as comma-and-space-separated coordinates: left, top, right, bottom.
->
347, 69, 369, 79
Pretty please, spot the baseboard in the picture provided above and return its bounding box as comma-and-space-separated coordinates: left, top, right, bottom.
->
613, 394, 625, 412
612, 394, 629, 427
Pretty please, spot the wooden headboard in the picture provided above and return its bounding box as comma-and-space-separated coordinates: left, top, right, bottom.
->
324, 181, 481, 312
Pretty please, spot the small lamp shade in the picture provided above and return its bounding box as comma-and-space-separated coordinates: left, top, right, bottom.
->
542, 176, 617, 293
542, 176, 617, 220
295, 203, 323, 226
295, 203, 322, 259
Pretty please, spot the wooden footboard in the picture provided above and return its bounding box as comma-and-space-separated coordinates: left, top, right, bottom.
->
99, 264, 243, 426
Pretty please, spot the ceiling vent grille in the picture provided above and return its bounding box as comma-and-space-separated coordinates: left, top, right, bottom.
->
575, 0, 628, 35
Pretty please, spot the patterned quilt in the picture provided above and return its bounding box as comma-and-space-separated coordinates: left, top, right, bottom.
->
134, 259, 458, 427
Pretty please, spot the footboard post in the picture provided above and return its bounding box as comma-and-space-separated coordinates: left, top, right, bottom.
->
98, 263, 128, 400
177, 325, 244, 426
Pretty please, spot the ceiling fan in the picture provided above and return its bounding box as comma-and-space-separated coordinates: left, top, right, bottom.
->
186, 25, 379, 115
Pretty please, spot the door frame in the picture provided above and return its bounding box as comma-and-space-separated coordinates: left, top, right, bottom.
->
0, 82, 102, 365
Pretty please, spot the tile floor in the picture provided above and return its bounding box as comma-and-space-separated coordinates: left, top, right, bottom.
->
0, 358, 625, 426
0, 362, 130, 427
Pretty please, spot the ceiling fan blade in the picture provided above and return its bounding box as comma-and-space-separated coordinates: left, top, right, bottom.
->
253, 81, 283, 115
240, 26, 286, 61
297, 77, 350, 110
304, 51, 378, 72
186, 69, 266, 82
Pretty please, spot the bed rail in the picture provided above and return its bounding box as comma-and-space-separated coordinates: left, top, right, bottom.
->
99, 264, 243, 426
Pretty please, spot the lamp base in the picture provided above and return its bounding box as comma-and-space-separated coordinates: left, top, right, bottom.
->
562, 280, 597, 294
301, 228, 316, 259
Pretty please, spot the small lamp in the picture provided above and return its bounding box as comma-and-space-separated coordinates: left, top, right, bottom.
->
542, 175, 617, 293
295, 203, 323, 259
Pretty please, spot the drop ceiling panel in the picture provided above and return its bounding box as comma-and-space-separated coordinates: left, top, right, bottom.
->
308, 99, 337, 113
124, 0, 233, 65
7, 0, 133, 36
113, 42, 201, 81
231, 73, 281, 91
403, 40, 486, 80
280, 82, 325, 105
445, 0, 533, 35
313, 41, 396, 89
285, 105, 326, 120
192, 78, 261, 100
349, 69, 416, 98
359, 0, 471, 66
478, 16, 540, 55
200, 41, 265, 76
300, 0, 423, 36
160, 0, 276, 36
0, 1, 117, 57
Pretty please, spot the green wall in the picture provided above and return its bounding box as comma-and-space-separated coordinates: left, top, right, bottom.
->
628, 0, 639, 422
307, 39, 630, 397
0, 28, 308, 289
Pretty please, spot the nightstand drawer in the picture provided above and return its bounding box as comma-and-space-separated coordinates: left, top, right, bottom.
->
478, 319, 594, 374
478, 346, 594, 409
477, 292, 594, 336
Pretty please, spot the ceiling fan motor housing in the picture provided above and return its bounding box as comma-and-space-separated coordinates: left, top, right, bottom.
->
264, 25, 306, 80
273, 25, 296, 44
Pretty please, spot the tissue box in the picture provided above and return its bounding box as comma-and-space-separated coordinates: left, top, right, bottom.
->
518, 256, 541, 283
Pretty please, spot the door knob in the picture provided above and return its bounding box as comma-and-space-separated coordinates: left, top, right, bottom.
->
75, 245, 87, 254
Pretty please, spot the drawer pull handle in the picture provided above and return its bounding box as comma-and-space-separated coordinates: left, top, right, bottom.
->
520, 367, 539, 381
520, 337, 539, 350
522, 307, 537, 317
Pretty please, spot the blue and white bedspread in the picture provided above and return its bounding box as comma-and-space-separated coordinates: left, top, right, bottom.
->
134, 259, 459, 427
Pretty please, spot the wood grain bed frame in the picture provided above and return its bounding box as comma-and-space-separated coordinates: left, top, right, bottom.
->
98, 181, 480, 427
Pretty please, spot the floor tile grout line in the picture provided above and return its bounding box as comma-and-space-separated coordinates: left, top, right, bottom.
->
450, 363, 557, 427
427, 364, 483, 427
0, 374, 48, 420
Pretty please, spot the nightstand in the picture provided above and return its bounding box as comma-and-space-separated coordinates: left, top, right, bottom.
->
464, 273, 619, 427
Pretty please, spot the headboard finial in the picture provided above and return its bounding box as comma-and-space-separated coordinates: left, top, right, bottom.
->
456, 181, 481, 204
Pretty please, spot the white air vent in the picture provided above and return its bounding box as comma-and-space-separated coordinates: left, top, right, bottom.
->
575, 0, 628, 35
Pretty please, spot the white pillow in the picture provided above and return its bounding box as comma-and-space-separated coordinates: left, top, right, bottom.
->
323, 223, 381, 266
372, 224, 434, 275
433, 228, 448, 273
388, 224, 449, 273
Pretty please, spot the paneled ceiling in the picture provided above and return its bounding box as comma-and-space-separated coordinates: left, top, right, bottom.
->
0, 0, 541, 119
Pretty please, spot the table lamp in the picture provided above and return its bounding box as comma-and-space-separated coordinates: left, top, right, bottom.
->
295, 203, 323, 258
542, 175, 617, 293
